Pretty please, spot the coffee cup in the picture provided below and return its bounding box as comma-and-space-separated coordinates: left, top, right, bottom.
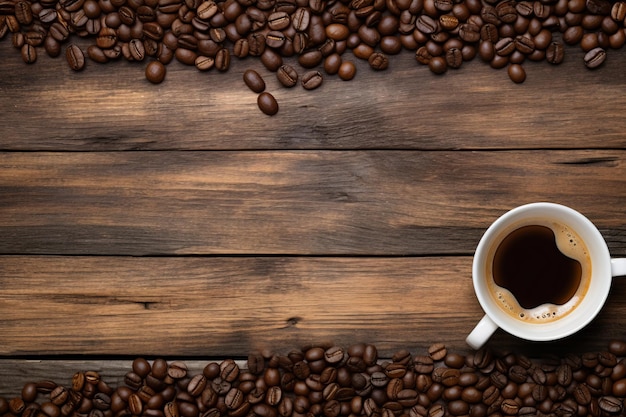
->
466, 202, 626, 350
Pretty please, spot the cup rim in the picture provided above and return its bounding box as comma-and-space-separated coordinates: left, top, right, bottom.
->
472, 202, 613, 342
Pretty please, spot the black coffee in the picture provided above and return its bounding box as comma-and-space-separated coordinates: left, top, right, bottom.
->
493, 225, 582, 309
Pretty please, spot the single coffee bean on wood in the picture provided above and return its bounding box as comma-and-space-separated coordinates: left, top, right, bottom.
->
257, 91, 279, 115
145, 60, 166, 83
584, 47, 606, 68
243, 69, 266, 93
301, 70, 323, 90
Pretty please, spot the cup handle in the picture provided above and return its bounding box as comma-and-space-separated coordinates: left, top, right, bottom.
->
466, 315, 499, 350
612, 258, 626, 277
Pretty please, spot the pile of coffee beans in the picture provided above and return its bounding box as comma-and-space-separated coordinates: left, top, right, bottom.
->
0, 0, 625, 113
4, 340, 626, 417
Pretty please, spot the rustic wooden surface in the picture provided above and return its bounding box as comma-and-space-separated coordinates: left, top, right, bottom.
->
1, 33, 626, 397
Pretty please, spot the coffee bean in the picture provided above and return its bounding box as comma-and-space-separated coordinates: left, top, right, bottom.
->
584, 47, 606, 68
546, 41, 564, 64
337, 60, 356, 80
415, 15, 437, 34
599, 396, 623, 414
427, 404, 444, 417
276, 64, 298, 87
292, 7, 311, 31
298, 49, 323, 68
66, 43, 85, 70
445, 47, 463, 68
612, 379, 626, 397
21, 43, 36, 63
428, 344, 447, 361
367, 52, 388, 70
257, 91, 279, 115
301, 70, 323, 90
458, 22, 480, 42
145, 60, 166, 83
243, 69, 266, 93
128, 394, 143, 415
428, 56, 447, 74
432, 368, 460, 386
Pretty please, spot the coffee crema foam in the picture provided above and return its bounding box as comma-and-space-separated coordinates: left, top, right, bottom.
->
485, 220, 592, 324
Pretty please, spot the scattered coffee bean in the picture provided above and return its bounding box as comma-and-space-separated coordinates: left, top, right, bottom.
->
145, 60, 166, 83
584, 47, 607, 68
301, 70, 323, 90
257, 91, 279, 115
243, 69, 266, 93
507, 63, 526, 83
1, 0, 624, 114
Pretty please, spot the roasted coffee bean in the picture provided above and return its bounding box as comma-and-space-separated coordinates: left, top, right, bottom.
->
385, 363, 408, 379
434, 368, 460, 387
368, 52, 388, 70
427, 404, 444, 417
259, 47, 281, 71
87, 45, 108, 63
445, 47, 462, 68
427, 344, 447, 361
322, 52, 341, 74
265, 30, 285, 48
413, 356, 434, 374
494, 37, 514, 56
21, 43, 36, 63
556, 364, 573, 386
277, 64, 298, 87
257, 91, 279, 115
301, 70, 323, 89
66, 43, 85, 70
143, 59, 165, 83
584, 47, 606, 68
292, 7, 311, 31
325, 23, 349, 40
243, 69, 266, 93
599, 396, 623, 414
128, 38, 145, 60
298, 49, 323, 68
353, 42, 374, 59
214, 47, 230, 71
245, 32, 265, 56
458, 22, 480, 42
127, 394, 143, 416
546, 41, 564, 64
14, 0, 33, 24
415, 15, 437, 34
264, 11, 287, 31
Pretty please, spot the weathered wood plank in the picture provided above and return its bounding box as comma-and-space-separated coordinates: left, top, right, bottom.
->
0, 256, 478, 356
1, 41, 626, 151
1, 256, 625, 362
0, 151, 625, 256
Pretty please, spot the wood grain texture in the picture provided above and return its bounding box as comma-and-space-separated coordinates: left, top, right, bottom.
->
0, 150, 625, 255
0, 256, 478, 356
1, 41, 626, 151
1, 256, 625, 361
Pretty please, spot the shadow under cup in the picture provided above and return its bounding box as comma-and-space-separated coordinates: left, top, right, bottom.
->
469, 203, 614, 348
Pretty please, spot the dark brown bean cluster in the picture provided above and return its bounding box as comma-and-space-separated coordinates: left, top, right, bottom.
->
5, 341, 626, 417
0, 0, 625, 113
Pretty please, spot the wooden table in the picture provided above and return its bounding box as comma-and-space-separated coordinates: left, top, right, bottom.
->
1, 30, 626, 398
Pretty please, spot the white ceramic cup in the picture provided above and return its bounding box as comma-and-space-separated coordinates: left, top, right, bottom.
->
466, 202, 626, 350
